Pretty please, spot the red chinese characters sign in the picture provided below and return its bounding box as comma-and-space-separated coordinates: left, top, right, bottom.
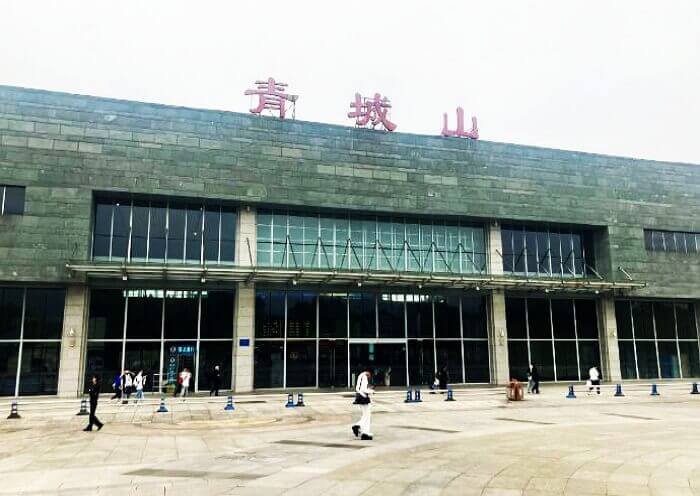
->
442, 107, 478, 139
348, 92, 397, 131
244, 77, 297, 119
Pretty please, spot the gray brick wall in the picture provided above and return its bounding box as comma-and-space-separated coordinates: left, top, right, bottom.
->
0, 85, 698, 298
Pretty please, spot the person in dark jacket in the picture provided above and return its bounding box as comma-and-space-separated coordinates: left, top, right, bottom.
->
528, 363, 540, 394
438, 366, 450, 392
83, 375, 104, 432
209, 365, 222, 396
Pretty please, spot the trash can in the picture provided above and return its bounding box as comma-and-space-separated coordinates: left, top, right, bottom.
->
506, 379, 524, 401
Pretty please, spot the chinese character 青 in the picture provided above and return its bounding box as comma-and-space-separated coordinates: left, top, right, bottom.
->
245, 77, 298, 119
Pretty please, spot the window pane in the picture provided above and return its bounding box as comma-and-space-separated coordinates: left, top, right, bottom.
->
513, 230, 525, 273
434, 295, 460, 338
126, 289, 163, 339
462, 296, 487, 338
3, 186, 25, 215
255, 291, 284, 339
0, 288, 23, 339
615, 301, 633, 339
149, 204, 167, 261
507, 341, 529, 382
554, 341, 578, 380
501, 229, 514, 273
675, 303, 697, 340
204, 208, 220, 262
286, 341, 316, 387
167, 207, 185, 261
23, 288, 65, 339
618, 341, 637, 379
127, 342, 162, 390
88, 289, 125, 339
530, 341, 555, 381
527, 299, 551, 340
654, 302, 676, 339
84, 342, 123, 393
464, 340, 489, 383
636, 341, 659, 379
200, 291, 234, 339
406, 294, 432, 338
349, 293, 375, 338
130, 204, 149, 260
220, 210, 236, 263
551, 299, 575, 339
525, 232, 537, 275
575, 300, 598, 339
632, 301, 654, 339
19, 342, 60, 395
198, 341, 232, 390
93, 203, 112, 257
111, 202, 130, 260
560, 233, 574, 275
680, 342, 700, 378
685, 233, 697, 254
287, 291, 316, 339
0, 343, 19, 396
254, 341, 284, 388
505, 298, 527, 339
436, 341, 463, 384
164, 291, 199, 339
378, 294, 404, 338
658, 342, 680, 378
644, 230, 653, 251
408, 339, 434, 386
536, 231, 550, 274
578, 341, 601, 380
186, 206, 203, 262
319, 293, 347, 338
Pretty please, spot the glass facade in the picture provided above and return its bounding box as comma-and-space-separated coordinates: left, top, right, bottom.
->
92, 198, 236, 264
506, 296, 600, 381
0, 287, 64, 396
254, 289, 489, 388
84, 289, 234, 393
256, 210, 486, 274
501, 225, 593, 277
644, 229, 699, 254
616, 300, 700, 379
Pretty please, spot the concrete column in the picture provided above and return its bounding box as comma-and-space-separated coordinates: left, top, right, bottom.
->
233, 284, 255, 392
487, 221, 503, 276
489, 289, 510, 385
598, 296, 622, 382
57, 285, 88, 398
236, 207, 257, 267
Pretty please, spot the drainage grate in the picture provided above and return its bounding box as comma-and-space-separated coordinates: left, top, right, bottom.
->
125, 468, 262, 480
394, 425, 460, 433
495, 417, 555, 425
604, 413, 657, 421
274, 439, 367, 449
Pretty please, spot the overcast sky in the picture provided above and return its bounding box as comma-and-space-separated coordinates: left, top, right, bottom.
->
1, 1, 699, 164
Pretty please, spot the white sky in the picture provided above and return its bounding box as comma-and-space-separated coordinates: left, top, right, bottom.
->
1, 1, 699, 164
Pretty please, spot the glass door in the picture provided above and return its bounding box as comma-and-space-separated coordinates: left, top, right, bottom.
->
318, 340, 348, 388
350, 341, 407, 388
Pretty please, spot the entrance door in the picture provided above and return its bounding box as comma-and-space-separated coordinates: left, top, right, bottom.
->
350, 341, 407, 387
319, 340, 348, 388
165, 343, 196, 391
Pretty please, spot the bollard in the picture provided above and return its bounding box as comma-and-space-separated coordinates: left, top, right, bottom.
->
445, 388, 455, 401
156, 397, 168, 413
566, 384, 576, 399
285, 392, 295, 408
7, 401, 20, 420
76, 398, 89, 416
414, 389, 422, 403
691, 382, 699, 395
224, 395, 235, 411
650, 384, 659, 396
296, 392, 305, 407
404, 389, 413, 403
614, 384, 624, 397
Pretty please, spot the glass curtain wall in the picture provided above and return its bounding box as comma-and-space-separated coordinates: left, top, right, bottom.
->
92, 198, 236, 264
254, 289, 490, 389
506, 296, 600, 382
84, 289, 235, 393
256, 210, 486, 275
501, 225, 593, 278
0, 287, 64, 396
615, 300, 700, 379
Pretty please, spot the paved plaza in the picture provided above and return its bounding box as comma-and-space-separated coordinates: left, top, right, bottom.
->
2, 384, 700, 495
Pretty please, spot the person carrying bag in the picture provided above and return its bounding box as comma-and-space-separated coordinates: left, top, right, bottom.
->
351, 367, 374, 441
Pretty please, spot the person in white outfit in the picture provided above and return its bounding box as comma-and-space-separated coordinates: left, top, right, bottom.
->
352, 368, 374, 441
588, 366, 601, 395
179, 368, 192, 399
134, 370, 146, 402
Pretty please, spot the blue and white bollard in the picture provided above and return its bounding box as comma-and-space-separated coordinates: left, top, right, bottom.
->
77, 398, 89, 416
7, 401, 20, 420
691, 382, 699, 395
157, 397, 168, 413
445, 388, 455, 401
224, 395, 235, 411
614, 384, 624, 397
414, 389, 422, 403
650, 384, 659, 396
404, 389, 413, 403
285, 392, 295, 408
566, 384, 576, 399
296, 392, 305, 407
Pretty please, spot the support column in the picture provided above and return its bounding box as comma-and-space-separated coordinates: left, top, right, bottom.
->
489, 289, 510, 385
487, 221, 503, 276
598, 296, 622, 382
236, 207, 257, 266
57, 285, 88, 398
233, 285, 255, 392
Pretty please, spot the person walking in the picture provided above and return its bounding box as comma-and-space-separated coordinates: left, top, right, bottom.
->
351, 367, 374, 441
209, 365, 222, 396
83, 375, 104, 432
134, 370, 146, 402
438, 366, 449, 392
528, 363, 540, 394
179, 368, 192, 399
121, 369, 134, 404
588, 366, 601, 395
110, 372, 122, 401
